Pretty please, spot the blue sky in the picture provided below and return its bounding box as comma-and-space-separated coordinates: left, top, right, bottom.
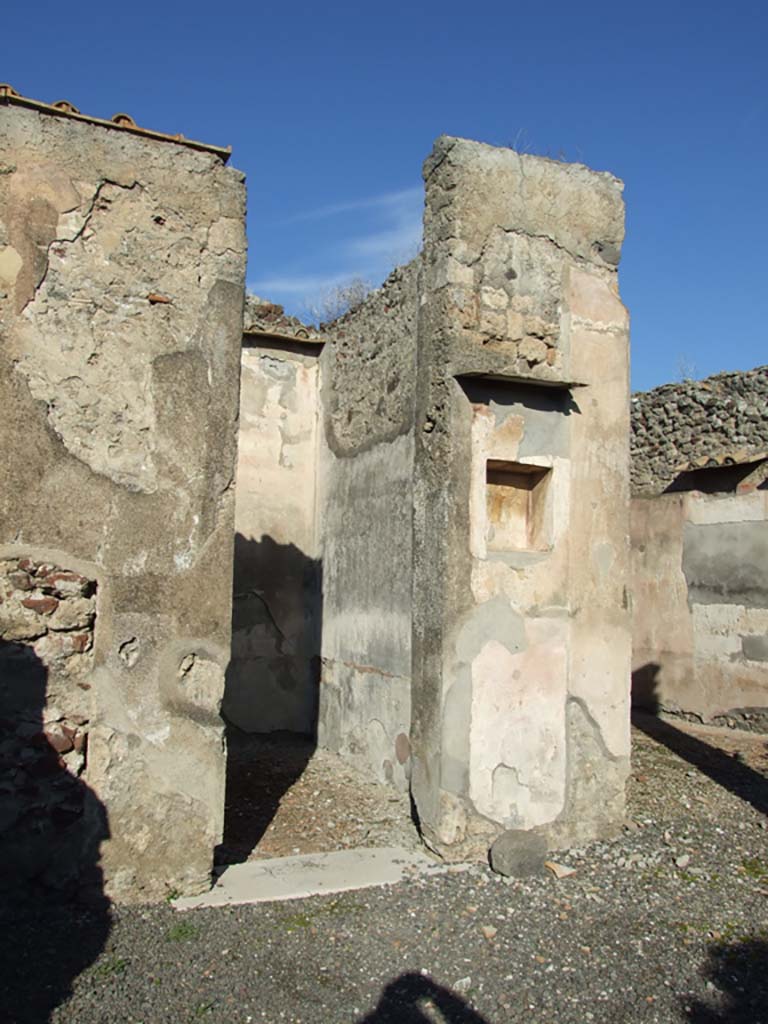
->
3, 0, 766, 390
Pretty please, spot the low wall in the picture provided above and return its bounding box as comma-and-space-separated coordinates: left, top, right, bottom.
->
631, 470, 768, 729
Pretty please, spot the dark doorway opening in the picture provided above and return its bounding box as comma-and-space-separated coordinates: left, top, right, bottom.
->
217, 533, 322, 866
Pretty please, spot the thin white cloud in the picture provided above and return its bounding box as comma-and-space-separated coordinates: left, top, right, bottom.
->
251, 183, 423, 316
286, 186, 423, 223
347, 218, 423, 259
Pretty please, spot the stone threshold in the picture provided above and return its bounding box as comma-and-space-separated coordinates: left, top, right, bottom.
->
173, 847, 450, 911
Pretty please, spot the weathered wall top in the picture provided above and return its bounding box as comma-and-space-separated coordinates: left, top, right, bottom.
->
243, 294, 322, 342
321, 260, 420, 456
424, 136, 625, 268
1, 95, 246, 899
420, 135, 626, 387
0, 84, 232, 160
631, 365, 768, 494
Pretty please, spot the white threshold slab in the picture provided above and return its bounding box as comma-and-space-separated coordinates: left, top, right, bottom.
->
173, 846, 448, 911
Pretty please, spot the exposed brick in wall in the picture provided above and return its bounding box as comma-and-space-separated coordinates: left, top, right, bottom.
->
0, 558, 100, 896
631, 366, 768, 495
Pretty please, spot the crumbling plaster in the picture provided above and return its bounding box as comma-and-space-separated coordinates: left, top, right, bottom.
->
311, 137, 632, 863
0, 102, 246, 900
3, 102, 638, 895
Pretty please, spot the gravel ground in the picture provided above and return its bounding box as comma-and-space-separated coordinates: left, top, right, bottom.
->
217, 730, 419, 864
2, 715, 767, 1024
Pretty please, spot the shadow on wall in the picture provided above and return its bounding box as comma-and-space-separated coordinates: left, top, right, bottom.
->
631, 664, 768, 816
358, 974, 492, 1024
0, 640, 110, 1024
687, 939, 768, 1022
218, 533, 322, 864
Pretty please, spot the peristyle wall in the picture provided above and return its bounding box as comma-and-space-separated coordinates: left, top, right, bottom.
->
631, 368, 768, 728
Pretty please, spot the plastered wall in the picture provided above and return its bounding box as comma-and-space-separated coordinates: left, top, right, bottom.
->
0, 101, 246, 900
630, 367, 768, 728
225, 336, 322, 735
317, 262, 419, 790
631, 465, 768, 728
304, 138, 632, 863
411, 138, 631, 861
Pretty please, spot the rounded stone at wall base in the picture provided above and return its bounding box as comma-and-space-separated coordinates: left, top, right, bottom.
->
489, 827, 549, 877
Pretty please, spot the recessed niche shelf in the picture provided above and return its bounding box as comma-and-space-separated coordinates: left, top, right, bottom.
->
486, 459, 551, 552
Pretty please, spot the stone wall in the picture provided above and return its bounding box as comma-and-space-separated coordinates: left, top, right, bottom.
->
0, 558, 99, 896
630, 368, 768, 727
413, 138, 631, 862
631, 476, 768, 729
0, 98, 246, 900
631, 366, 768, 494
317, 261, 420, 790
306, 138, 632, 864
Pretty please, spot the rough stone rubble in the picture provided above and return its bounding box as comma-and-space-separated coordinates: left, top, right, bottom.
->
631, 365, 768, 494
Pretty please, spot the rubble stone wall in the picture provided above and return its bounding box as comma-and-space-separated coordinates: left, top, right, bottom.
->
0, 558, 99, 896
631, 367, 768, 494
0, 101, 246, 901
317, 261, 420, 791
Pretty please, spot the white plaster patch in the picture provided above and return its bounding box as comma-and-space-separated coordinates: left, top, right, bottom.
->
468, 620, 567, 829
693, 603, 746, 659
685, 491, 767, 525
0, 244, 22, 286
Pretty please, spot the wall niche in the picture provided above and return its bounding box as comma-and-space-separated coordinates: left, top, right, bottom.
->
486, 459, 552, 552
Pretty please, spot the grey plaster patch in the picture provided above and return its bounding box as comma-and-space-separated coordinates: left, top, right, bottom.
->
455, 597, 525, 663
594, 542, 615, 577
260, 354, 295, 381
742, 634, 768, 662
683, 521, 768, 607
488, 551, 551, 569
459, 379, 572, 459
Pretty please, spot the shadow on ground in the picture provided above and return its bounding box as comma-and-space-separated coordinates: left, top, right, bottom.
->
358, 974, 491, 1023
0, 639, 110, 1024
687, 939, 768, 1022
215, 727, 316, 864
217, 533, 322, 865
632, 664, 768, 816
